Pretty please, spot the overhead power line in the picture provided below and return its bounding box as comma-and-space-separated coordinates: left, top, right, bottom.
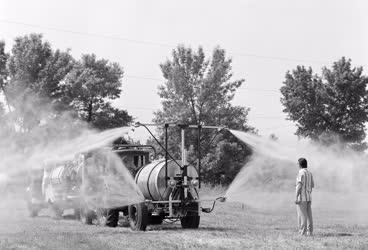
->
125, 75, 280, 94
119, 105, 286, 119
0, 19, 173, 48
0, 19, 328, 64
1, 19, 285, 95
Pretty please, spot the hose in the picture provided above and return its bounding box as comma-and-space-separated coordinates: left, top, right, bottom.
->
138, 123, 182, 169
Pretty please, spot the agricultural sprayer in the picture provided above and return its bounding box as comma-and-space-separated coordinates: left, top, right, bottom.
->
26, 123, 227, 231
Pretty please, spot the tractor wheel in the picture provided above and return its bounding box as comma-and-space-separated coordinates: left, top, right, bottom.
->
105, 209, 119, 227
128, 203, 148, 231
181, 203, 200, 229
80, 207, 94, 225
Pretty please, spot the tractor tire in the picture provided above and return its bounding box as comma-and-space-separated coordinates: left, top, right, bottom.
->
128, 203, 148, 231
181, 203, 200, 229
105, 209, 119, 227
80, 207, 94, 225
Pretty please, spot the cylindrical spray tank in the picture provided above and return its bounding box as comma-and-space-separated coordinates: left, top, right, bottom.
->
135, 160, 198, 201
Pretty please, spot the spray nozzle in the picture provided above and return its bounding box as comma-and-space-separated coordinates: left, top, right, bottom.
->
133, 122, 142, 128
201, 196, 227, 213
201, 207, 211, 213
217, 196, 227, 202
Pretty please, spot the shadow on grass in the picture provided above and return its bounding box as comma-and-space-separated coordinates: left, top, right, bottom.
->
62, 214, 79, 220
147, 225, 234, 232
320, 232, 353, 237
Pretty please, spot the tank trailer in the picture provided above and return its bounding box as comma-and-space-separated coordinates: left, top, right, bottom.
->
130, 122, 227, 230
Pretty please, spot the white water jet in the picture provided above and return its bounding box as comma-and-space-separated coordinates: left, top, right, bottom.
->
225, 130, 368, 212
0, 125, 144, 209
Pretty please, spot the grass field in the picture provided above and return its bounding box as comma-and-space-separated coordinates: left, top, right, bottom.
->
1, 191, 368, 250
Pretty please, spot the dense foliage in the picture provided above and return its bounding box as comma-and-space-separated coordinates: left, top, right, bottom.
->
152, 46, 253, 185
0, 34, 132, 132
281, 58, 368, 150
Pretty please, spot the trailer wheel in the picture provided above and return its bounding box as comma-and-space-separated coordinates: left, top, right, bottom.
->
80, 207, 94, 225
128, 203, 148, 231
181, 203, 200, 229
105, 209, 119, 227
181, 215, 200, 229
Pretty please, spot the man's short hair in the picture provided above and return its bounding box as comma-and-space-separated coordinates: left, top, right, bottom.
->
298, 158, 307, 168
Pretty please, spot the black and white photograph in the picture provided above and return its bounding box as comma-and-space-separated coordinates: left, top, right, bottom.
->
0, 0, 367, 249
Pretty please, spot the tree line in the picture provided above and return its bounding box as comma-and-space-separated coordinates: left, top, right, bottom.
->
1, 33, 367, 185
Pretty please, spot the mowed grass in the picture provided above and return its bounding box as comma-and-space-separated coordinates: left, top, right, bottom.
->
0, 192, 368, 250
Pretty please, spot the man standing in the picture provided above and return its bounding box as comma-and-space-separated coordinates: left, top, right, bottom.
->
295, 158, 314, 236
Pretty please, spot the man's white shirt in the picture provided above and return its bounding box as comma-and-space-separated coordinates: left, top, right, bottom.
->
296, 168, 314, 202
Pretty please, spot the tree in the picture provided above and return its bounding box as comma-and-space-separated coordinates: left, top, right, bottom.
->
280, 57, 368, 149
0, 41, 10, 111
63, 54, 131, 129
6, 34, 75, 130
91, 102, 133, 130
153, 45, 253, 184
0, 103, 6, 129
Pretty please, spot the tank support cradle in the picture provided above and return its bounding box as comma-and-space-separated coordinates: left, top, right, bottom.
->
144, 196, 226, 215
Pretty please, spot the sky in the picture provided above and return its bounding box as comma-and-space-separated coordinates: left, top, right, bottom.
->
0, 0, 367, 142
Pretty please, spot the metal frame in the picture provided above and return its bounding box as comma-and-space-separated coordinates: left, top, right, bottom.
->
134, 122, 228, 218
135, 122, 227, 189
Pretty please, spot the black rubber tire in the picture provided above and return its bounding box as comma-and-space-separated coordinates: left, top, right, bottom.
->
181, 203, 200, 229
180, 215, 200, 229
105, 209, 119, 227
80, 207, 94, 225
128, 203, 148, 231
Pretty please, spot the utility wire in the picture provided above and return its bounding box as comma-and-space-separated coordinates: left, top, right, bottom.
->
0, 19, 173, 48
0, 19, 328, 64
118, 105, 286, 119
125, 75, 281, 94
0, 19, 291, 94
